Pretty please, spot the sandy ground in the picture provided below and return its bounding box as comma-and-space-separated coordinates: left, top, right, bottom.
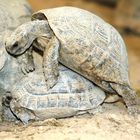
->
0, 0, 140, 140
0, 103, 140, 140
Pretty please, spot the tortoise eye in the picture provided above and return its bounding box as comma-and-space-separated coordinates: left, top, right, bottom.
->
12, 42, 18, 48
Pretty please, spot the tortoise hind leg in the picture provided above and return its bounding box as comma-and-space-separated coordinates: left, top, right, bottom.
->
110, 83, 140, 114
42, 36, 60, 90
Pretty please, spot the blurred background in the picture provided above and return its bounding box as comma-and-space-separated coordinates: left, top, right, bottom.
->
28, 0, 140, 94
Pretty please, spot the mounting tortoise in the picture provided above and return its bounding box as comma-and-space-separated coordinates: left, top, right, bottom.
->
0, 0, 33, 121
10, 65, 106, 124
5, 6, 139, 114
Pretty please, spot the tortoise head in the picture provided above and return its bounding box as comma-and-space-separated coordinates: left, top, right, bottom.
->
5, 21, 36, 56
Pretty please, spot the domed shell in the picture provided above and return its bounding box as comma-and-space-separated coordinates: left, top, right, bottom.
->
32, 7, 130, 87
11, 65, 105, 112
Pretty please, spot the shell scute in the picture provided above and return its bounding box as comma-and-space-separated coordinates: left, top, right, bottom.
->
68, 95, 79, 108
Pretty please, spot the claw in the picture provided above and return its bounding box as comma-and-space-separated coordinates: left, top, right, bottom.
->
20, 61, 35, 75
21, 63, 27, 75
28, 65, 35, 72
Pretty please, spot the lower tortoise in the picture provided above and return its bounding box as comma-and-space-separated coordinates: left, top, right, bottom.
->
10, 65, 106, 124
5, 6, 139, 114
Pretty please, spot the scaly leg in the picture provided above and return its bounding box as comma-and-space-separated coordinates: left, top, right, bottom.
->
110, 83, 140, 114
42, 37, 60, 90
17, 46, 35, 74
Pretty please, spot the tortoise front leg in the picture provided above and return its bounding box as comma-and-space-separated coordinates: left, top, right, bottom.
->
0, 89, 12, 121
42, 36, 60, 90
17, 46, 35, 74
10, 100, 36, 124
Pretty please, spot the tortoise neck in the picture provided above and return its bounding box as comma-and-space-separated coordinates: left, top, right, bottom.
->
29, 20, 54, 40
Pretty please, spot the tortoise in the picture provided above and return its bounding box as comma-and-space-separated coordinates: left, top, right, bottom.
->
0, 0, 33, 121
10, 65, 106, 124
5, 6, 139, 114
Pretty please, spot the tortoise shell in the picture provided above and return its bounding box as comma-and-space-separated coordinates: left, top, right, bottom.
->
11, 65, 105, 121
32, 7, 130, 92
